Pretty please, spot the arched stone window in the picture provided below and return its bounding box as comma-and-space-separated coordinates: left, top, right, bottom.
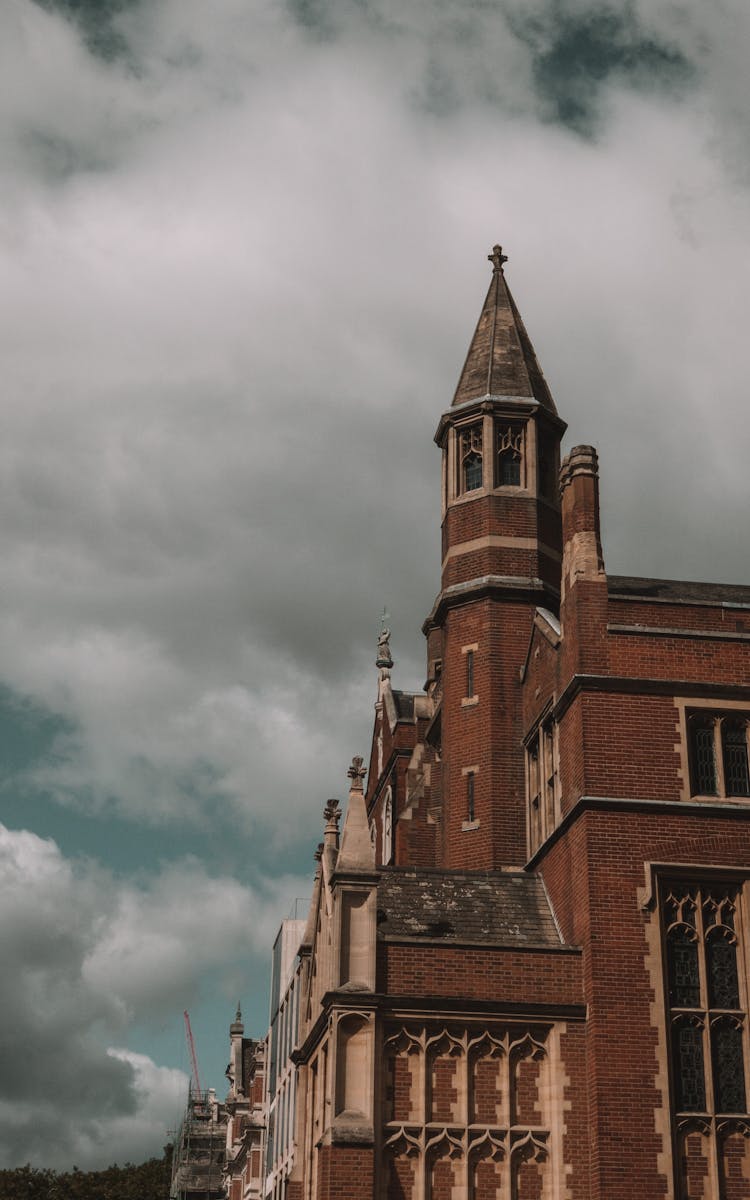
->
661, 880, 750, 1195
688, 713, 750, 798
496, 422, 523, 487
458, 424, 483, 494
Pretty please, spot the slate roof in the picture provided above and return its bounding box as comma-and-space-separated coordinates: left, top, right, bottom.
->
608, 575, 750, 606
377, 867, 563, 947
392, 690, 417, 721
452, 250, 557, 413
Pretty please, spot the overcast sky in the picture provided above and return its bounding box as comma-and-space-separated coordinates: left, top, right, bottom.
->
1, 0, 749, 1171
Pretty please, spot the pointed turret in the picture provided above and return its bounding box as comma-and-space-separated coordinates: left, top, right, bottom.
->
452, 245, 557, 414
425, 244, 566, 870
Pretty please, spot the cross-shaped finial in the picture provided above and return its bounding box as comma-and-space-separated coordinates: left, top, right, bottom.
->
380, 606, 390, 630
347, 755, 366, 791
488, 244, 508, 273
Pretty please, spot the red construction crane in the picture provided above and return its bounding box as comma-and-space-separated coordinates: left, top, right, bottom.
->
183, 1010, 203, 1101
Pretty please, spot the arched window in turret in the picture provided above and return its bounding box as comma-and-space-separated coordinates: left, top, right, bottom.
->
496, 423, 523, 487
459, 424, 483, 494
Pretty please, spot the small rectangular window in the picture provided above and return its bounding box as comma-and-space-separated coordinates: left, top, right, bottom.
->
526, 717, 558, 855
466, 649, 474, 698
466, 772, 475, 822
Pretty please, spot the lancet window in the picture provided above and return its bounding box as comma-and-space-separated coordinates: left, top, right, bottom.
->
526, 717, 559, 856
661, 880, 750, 1197
688, 713, 750, 799
496, 422, 523, 487
458, 424, 483, 494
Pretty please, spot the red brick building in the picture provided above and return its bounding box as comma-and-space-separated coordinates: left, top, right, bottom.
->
286, 246, 750, 1200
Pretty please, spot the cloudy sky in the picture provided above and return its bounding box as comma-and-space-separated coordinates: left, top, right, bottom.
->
1, 0, 749, 1171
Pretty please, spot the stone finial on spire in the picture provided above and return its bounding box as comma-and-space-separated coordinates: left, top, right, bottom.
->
376, 607, 393, 679
347, 755, 366, 792
324, 797, 341, 823
337, 755, 375, 873
488, 244, 508, 274
376, 626, 393, 674
323, 798, 341, 849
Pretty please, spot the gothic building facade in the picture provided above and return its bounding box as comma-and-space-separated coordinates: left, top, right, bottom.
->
239, 247, 750, 1200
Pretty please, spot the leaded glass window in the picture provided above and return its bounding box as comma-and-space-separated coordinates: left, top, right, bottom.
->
459, 424, 483, 494
662, 881, 748, 1134
708, 937, 740, 1009
689, 718, 717, 795
687, 712, 750, 799
712, 1019, 746, 1113
672, 1021, 706, 1112
496, 423, 523, 487
668, 928, 700, 1008
723, 720, 750, 797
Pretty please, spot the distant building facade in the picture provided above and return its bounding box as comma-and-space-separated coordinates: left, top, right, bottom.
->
234, 247, 750, 1200
224, 1012, 265, 1200
265, 917, 306, 1198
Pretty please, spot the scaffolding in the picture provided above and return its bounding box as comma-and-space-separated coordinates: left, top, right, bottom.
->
170, 1086, 227, 1200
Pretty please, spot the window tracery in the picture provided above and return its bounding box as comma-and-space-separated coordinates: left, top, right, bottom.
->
496, 422, 523, 487
382, 1022, 551, 1199
661, 880, 750, 1197
458, 424, 483, 494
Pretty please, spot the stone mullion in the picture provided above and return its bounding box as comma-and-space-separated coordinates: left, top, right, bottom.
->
417, 1031, 427, 1200
502, 1047, 513, 1200
698, 889, 723, 1199
459, 1036, 470, 1199
714, 718, 727, 799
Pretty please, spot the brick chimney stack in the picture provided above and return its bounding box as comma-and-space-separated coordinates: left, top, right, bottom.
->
560, 444, 605, 599
559, 444, 607, 675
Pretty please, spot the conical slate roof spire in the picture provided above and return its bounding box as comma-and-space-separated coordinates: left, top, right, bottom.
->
452, 245, 557, 413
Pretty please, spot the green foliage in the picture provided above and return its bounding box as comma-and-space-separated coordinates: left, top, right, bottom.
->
0, 1148, 172, 1200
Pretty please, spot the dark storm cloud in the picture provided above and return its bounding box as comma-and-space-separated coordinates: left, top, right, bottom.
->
513, 6, 693, 134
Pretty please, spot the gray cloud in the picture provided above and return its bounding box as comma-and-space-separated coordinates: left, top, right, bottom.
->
0, 0, 748, 842
0, 824, 308, 1167
1, 0, 750, 1166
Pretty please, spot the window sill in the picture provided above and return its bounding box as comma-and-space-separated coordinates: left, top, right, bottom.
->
461, 819, 481, 832
461, 696, 479, 708
689, 793, 750, 803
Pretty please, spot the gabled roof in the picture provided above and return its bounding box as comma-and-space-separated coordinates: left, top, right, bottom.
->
452, 245, 557, 413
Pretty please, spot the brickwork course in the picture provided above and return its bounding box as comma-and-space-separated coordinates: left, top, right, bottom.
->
228, 246, 750, 1200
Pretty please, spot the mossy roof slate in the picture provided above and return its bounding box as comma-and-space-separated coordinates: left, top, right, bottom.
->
377, 867, 563, 947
